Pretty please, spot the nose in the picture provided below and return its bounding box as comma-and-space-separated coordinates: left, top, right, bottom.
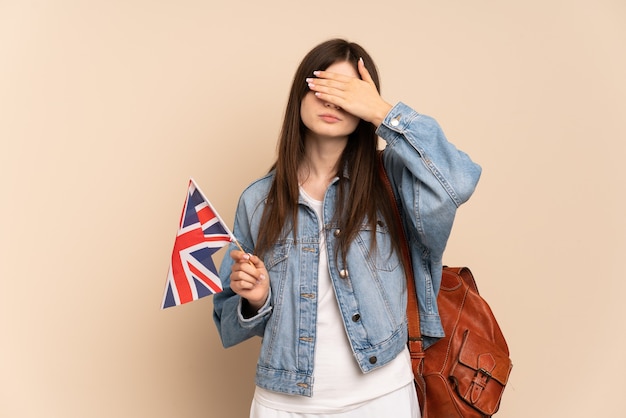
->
324, 101, 340, 110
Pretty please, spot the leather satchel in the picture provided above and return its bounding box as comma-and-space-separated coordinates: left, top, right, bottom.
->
379, 159, 513, 417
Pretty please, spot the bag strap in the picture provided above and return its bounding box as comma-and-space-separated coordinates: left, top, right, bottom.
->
377, 153, 424, 355
448, 266, 479, 293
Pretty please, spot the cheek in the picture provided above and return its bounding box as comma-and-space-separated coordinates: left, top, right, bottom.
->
300, 102, 312, 129
301, 92, 316, 110
345, 115, 360, 132
300, 93, 317, 128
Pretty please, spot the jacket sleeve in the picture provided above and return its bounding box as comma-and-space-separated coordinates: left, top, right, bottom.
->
377, 102, 481, 258
377, 102, 481, 341
212, 193, 272, 348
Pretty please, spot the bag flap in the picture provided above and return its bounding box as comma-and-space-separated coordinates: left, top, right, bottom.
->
457, 330, 512, 385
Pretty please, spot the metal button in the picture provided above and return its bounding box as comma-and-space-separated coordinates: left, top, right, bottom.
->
339, 269, 349, 279
390, 115, 401, 127
369, 356, 378, 364
352, 313, 361, 322
334, 229, 340, 237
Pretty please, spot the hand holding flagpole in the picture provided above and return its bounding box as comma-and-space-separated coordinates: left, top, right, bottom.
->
162, 178, 252, 308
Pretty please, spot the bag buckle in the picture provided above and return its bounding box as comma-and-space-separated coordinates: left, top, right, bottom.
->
477, 367, 492, 382
468, 368, 491, 404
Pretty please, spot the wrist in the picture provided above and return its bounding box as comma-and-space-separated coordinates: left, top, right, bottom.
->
371, 101, 393, 128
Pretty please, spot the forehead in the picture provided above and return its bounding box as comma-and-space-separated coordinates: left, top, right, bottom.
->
325, 61, 358, 77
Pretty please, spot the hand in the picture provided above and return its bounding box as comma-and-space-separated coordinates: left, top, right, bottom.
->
306, 58, 393, 127
228, 250, 270, 312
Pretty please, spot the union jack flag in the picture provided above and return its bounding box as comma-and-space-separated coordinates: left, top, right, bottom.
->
162, 178, 233, 309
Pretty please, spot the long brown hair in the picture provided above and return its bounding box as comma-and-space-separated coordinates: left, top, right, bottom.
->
255, 39, 401, 264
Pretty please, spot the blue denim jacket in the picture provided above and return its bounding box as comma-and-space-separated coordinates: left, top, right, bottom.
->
213, 102, 481, 397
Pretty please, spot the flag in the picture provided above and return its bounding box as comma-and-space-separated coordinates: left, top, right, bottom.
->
162, 178, 234, 309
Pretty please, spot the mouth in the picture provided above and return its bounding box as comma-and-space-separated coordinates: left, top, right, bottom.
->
319, 113, 341, 123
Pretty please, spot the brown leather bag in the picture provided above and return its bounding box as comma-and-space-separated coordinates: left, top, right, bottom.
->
379, 159, 513, 417
411, 267, 512, 417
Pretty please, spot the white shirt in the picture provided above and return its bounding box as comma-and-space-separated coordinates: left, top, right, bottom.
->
253, 188, 413, 413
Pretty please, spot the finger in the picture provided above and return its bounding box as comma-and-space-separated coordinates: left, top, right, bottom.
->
307, 77, 350, 96
308, 84, 347, 103
232, 257, 255, 275
306, 76, 350, 97
358, 57, 375, 85
229, 249, 247, 261
247, 254, 266, 271
312, 69, 354, 83
230, 268, 259, 288
230, 249, 256, 269
233, 279, 256, 292
241, 255, 267, 284
232, 255, 267, 284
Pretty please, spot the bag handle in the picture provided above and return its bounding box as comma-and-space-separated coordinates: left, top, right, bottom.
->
377, 153, 424, 354
378, 152, 429, 415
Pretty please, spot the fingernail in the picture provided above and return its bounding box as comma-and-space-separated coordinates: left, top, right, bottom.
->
259, 274, 266, 281
359, 57, 364, 63
313, 71, 320, 76
243, 253, 250, 260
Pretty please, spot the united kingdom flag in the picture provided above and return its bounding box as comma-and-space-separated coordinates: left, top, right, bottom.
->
162, 178, 233, 309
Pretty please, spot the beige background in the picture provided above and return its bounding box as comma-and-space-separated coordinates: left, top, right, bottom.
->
1, 1, 625, 417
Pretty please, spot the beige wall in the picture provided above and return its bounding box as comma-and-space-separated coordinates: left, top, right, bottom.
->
1, 1, 625, 417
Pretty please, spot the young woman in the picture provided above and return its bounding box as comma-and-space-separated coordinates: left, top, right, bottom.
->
213, 39, 481, 417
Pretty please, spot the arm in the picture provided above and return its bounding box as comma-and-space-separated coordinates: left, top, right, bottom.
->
212, 197, 272, 348
377, 104, 481, 257
377, 108, 481, 342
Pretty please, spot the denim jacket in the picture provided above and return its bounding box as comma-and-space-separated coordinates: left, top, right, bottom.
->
213, 102, 481, 397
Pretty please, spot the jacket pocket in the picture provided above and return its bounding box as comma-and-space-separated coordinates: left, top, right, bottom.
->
355, 220, 401, 272
264, 240, 291, 270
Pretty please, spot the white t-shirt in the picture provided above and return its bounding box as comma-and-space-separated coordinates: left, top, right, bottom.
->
253, 188, 413, 413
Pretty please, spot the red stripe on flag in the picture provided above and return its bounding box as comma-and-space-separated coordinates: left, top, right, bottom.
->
187, 262, 222, 294
205, 235, 231, 243
196, 205, 215, 226
170, 226, 205, 304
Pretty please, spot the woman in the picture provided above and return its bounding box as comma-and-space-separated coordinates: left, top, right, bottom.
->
213, 39, 481, 417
